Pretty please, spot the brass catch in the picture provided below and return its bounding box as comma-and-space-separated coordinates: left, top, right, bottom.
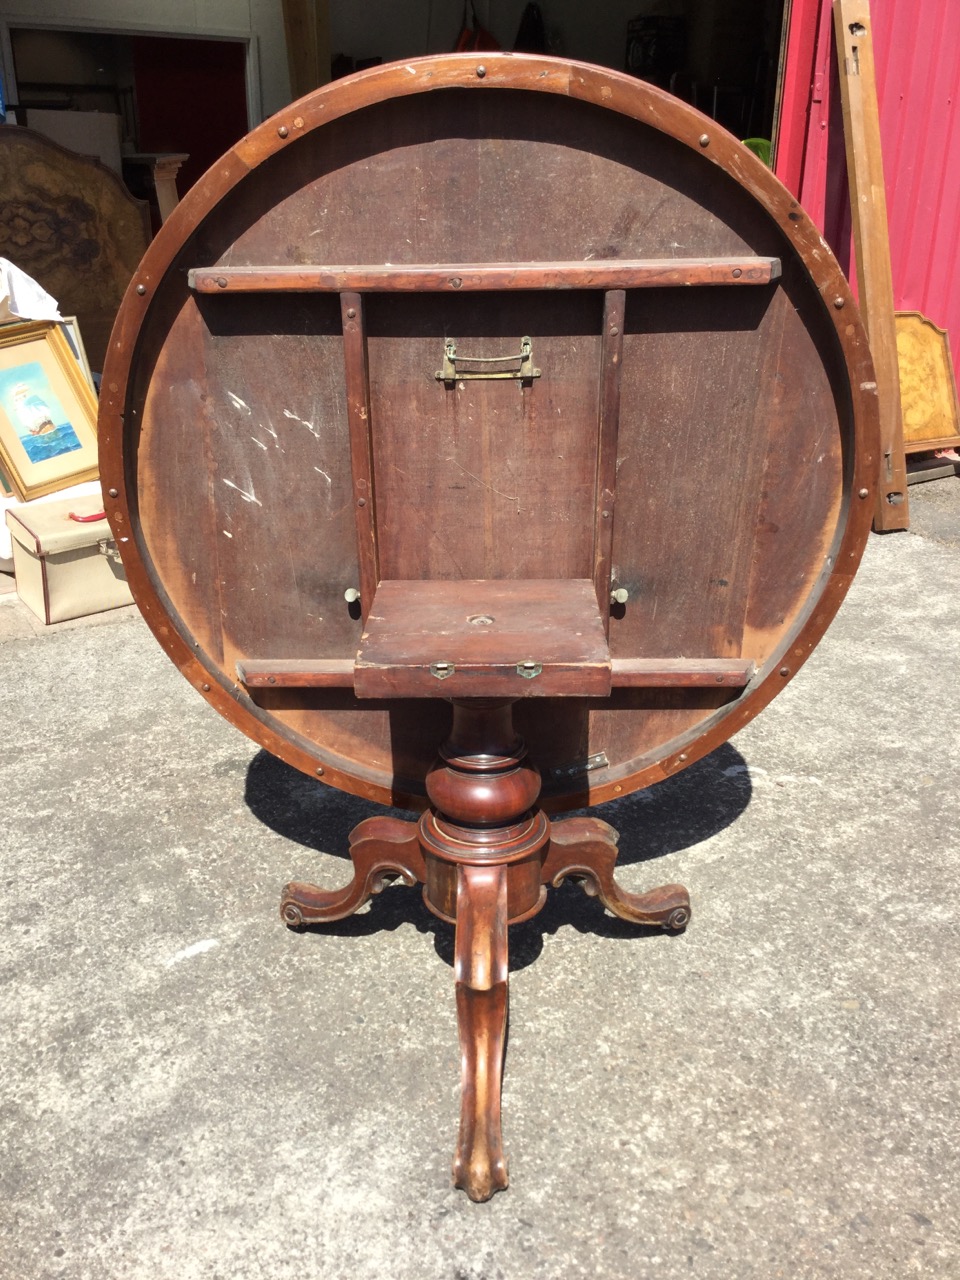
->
516, 661, 542, 679
97, 538, 122, 564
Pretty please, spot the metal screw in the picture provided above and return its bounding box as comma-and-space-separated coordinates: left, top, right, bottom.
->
834, 297, 845, 309
732, 268, 742, 278
699, 133, 710, 146
450, 277, 462, 289
779, 666, 790, 676
609, 325, 620, 336
108, 488, 118, 498
610, 588, 628, 605
277, 125, 289, 138
476, 65, 486, 78
344, 587, 360, 603
858, 487, 869, 498
678, 753, 688, 762
346, 307, 356, 319
316, 767, 324, 776
217, 277, 228, 288
357, 497, 366, 507
136, 284, 146, 295
268, 676, 277, 684
202, 683, 211, 692
602, 510, 611, 519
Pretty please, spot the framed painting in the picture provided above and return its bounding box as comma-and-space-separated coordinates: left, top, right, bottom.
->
0, 320, 99, 501
59, 316, 96, 391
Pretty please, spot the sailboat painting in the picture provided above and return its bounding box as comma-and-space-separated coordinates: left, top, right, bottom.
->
0, 362, 83, 464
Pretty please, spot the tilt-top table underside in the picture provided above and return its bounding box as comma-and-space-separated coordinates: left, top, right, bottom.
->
100, 54, 878, 1199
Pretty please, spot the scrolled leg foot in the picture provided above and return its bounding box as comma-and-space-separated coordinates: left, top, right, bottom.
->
542, 816, 691, 932
280, 815, 425, 926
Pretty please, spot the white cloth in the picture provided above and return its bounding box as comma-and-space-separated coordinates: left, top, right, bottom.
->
0, 258, 62, 325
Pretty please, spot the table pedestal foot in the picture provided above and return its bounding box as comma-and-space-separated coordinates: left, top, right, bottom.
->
543, 815, 690, 931
280, 815, 425, 925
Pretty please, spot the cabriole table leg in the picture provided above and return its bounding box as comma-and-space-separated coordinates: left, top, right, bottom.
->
451, 862, 510, 1201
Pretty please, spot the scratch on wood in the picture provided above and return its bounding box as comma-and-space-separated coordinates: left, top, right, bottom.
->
283, 408, 320, 437
223, 479, 262, 506
446, 456, 518, 501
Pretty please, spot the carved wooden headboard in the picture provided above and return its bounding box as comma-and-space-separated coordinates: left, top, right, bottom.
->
0, 127, 150, 371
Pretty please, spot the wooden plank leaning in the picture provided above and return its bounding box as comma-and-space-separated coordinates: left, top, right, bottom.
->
834, 0, 909, 531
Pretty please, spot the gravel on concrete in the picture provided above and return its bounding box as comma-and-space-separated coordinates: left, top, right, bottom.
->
1, 477, 958, 1280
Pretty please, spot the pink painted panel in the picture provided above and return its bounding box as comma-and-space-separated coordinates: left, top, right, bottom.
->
872, 0, 960, 338
777, 0, 960, 345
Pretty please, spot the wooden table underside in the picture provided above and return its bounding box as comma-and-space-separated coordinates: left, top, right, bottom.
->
99, 55, 879, 1201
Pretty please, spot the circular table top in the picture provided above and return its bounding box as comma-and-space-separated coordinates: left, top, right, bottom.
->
99, 54, 878, 811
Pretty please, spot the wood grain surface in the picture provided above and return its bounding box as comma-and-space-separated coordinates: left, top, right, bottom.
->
99, 54, 879, 809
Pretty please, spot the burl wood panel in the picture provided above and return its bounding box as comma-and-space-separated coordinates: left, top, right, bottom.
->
105, 58, 876, 808
0, 127, 149, 371
895, 312, 960, 452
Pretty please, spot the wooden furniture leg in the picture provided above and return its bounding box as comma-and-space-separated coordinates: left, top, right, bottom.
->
280, 815, 424, 925
542, 816, 690, 931
452, 862, 510, 1201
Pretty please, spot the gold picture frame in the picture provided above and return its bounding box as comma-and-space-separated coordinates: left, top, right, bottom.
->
0, 320, 99, 501
59, 316, 96, 391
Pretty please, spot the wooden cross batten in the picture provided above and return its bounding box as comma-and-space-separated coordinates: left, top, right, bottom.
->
188, 253, 782, 645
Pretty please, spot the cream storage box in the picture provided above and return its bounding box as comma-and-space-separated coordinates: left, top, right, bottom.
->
5, 494, 132, 624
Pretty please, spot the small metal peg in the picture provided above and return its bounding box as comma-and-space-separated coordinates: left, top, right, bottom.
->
610, 588, 629, 605
344, 587, 360, 603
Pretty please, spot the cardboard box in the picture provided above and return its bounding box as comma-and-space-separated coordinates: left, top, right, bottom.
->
5, 494, 132, 624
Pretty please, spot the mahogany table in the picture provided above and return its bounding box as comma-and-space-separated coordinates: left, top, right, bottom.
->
99, 54, 879, 1201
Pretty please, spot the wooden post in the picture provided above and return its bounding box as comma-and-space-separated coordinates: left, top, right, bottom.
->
281, 0, 331, 101
834, 0, 909, 531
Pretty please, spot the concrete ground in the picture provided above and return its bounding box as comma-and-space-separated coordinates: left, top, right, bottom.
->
1, 477, 958, 1280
